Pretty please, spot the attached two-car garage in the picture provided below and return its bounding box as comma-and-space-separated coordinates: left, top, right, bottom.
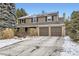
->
16, 24, 65, 36
39, 26, 63, 36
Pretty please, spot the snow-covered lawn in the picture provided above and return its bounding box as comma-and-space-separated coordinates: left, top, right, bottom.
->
0, 36, 52, 49
61, 36, 79, 56
0, 39, 23, 48
0, 36, 31, 48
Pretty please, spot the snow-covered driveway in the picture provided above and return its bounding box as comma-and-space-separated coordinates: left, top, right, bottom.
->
0, 36, 63, 56
0, 36, 79, 56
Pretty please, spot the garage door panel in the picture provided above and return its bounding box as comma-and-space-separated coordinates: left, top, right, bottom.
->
39, 27, 49, 36
51, 27, 62, 36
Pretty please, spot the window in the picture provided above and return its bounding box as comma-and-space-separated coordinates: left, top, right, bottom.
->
31, 18, 33, 22
31, 17, 37, 23
19, 19, 21, 24
45, 16, 47, 22
52, 16, 54, 21
47, 16, 52, 22
24, 19, 26, 23
22, 19, 24, 23
22, 19, 26, 23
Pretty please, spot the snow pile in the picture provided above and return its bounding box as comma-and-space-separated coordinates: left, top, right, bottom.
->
61, 36, 79, 56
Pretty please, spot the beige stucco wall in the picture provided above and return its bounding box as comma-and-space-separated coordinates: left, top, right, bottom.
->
38, 17, 46, 23
49, 26, 51, 36
54, 15, 58, 22
18, 19, 20, 24
26, 18, 32, 24
62, 25, 65, 36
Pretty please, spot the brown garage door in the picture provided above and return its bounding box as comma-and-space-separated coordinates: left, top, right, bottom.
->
51, 27, 62, 36
39, 27, 49, 36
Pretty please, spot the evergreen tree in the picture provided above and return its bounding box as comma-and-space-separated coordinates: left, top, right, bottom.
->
0, 3, 16, 28
67, 11, 79, 41
16, 8, 28, 18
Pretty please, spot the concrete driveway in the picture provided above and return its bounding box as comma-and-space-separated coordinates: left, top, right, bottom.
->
0, 36, 64, 56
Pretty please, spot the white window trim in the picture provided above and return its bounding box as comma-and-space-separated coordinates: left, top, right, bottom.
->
47, 16, 52, 22
32, 17, 37, 23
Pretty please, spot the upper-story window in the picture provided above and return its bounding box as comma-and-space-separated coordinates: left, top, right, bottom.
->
47, 16, 54, 22
47, 16, 52, 22
20, 19, 26, 24
31, 17, 38, 23
52, 16, 54, 21
19, 19, 21, 24
22, 19, 26, 23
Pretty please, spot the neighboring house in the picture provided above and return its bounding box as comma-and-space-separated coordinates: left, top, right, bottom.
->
16, 12, 65, 36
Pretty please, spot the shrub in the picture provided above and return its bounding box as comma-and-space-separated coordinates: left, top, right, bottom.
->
27, 28, 38, 36
1, 28, 14, 39
14, 28, 27, 37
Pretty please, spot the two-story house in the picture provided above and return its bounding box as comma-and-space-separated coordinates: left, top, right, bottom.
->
16, 12, 65, 36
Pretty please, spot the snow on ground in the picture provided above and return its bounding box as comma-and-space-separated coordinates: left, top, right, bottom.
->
0, 36, 31, 48
61, 36, 79, 56
1, 36, 79, 56
0, 39, 23, 48
0, 36, 50, 49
